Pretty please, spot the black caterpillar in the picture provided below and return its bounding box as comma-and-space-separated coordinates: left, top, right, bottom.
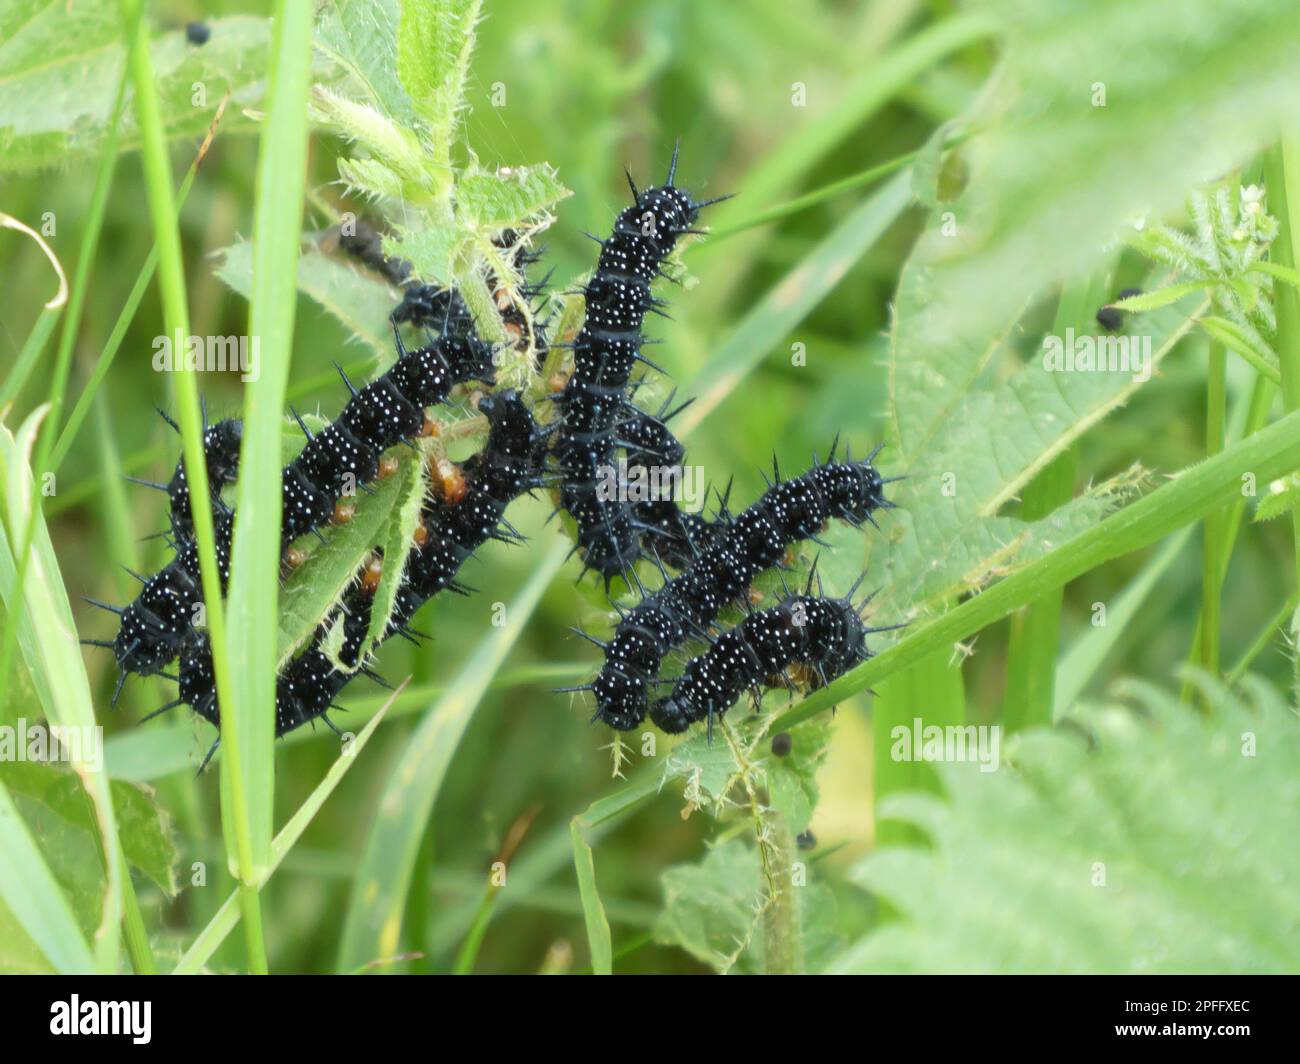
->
565, 449, 894, 731
151, 391, 549, 769
649, 584, 884, 736
553, 146, 723, 583
126, 409, 242, 538
92, 305, 496, 689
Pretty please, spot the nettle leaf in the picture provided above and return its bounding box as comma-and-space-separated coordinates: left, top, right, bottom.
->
383, 225, 459, 289
215, 239, 397, 360
0, 761, 177, 897
396, 0, 482, 156
661, 714, 829, 836
655, 837, 838, 974
1254, 475, 1300, 523
903, 0, 1300, 377
457, 164, 570, 230
874, 254, 1204, 621
830, 677, 1300, 973
361, 455, 427, 661
276, 449, 423, 667
314, 0, 413, 122
764, 717, 831, 834
311, 86, 428, 184
0, 8, 277, 175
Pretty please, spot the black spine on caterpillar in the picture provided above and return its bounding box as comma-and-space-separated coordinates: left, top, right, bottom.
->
554, 148, 716, 582
649, 590, 879, 735
578, 448, 893, 731
164, 392, 549, 757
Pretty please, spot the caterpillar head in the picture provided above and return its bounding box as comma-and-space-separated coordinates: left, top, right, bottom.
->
815, 459, 889, 526
649, 694, 693, 734
202, 418, 243, 485
591, 667, 648, 731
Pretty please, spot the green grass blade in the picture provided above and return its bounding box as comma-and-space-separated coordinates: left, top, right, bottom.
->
335, 539, 568, 971
570, 773, 662, 975
172, 680, 403, 975
1263, 139, 1300, 698
118, 0, 247, 971
0, 409, 122, 971
217, 0, 315, 973
773, 406, 1300, 730
0, 306, 60, 412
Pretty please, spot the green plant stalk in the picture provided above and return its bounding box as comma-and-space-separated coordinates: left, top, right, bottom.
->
1264, 139, 1300, 698
117, 850, 155, 974
1201, 340, 1227, 681
118, 0, 252, 969
773, 406, 1300, 731
1003, 273, 1109, 730
451, 883, 500, 975
219, 0, 314, 970
1183, 374, 1276, 698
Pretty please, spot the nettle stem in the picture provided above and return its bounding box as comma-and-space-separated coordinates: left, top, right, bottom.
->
722, 721, 800, 975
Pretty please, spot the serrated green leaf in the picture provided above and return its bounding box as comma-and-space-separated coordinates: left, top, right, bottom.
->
876, 262, 1203, 620
314, 0, 413, 122
457, 164, 570, 230
902, 0, 1300, 381
395, 0, 482, 162
830, 678, 1300, 973
1254, 476, 1300, 522
655, 837, 838, 974
383, 226, 459, 288
362, 455, 426, 659
276, 450, 421, 666
0, 10, 274, 175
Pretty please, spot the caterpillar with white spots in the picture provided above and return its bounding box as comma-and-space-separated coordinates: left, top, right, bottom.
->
649, 583, 886, 736
553, 146, 725, 584
150, 391, 549, 770
565, 448, 895, 731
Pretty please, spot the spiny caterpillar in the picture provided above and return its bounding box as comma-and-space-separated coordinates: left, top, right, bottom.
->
88, 301, 496, 693
649, 576, 893, 736
553, 145, 726, 584
149, 392, 549, 771
564, 448, 896, 731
